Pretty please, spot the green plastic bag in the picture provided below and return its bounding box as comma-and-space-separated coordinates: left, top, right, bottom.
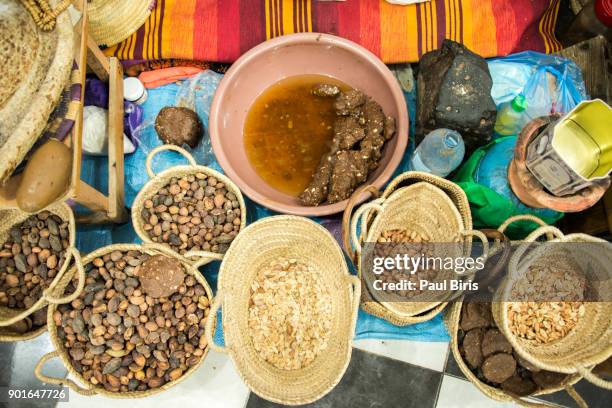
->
453, 137, 563, 238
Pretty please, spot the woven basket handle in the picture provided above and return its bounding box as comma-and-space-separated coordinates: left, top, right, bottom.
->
577, 365, 612, 389
507, 225, 565, 279
35, 351, 97, 395
145, 145, 197, 179
349, 200, 385, 259
454, 229, 490, 277
43, 247, 86, 304
342, 184, 382, 262
347, 275, 361, 333
205, 295, 228, 354
498, 214, 548, 234
0, 247, 85, 327
183, 250, 225, 268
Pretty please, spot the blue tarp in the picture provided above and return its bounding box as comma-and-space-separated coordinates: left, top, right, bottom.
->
76, 68, 450, 343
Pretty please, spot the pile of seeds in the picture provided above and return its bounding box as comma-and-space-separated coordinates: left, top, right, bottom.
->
248, 257, 332, 370
140, 173, 242, 255
510, 264, 586, 302
374, 229, 437, 297
508, 301, 585, 344
54, 250, 211, 393
0, 211, 70, 332
459, 301, 568, 396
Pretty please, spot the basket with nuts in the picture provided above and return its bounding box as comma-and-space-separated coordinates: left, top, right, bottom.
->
205, 216, 360, 405
35, 243, 214, 397
344, 172, 488, 325
132, 145, 247, 267
492, 224, 612, 390
0, 204, 85, 341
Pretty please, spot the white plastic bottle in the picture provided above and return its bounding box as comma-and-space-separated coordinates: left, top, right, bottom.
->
409, 129, 465, 177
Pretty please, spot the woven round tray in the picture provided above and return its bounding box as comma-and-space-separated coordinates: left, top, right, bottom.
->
205, 216, 360, 405
35, 242, 215, 397
343, 172, 487, 325
88, 0, 155, 46
132, 145, 247, 267
0, 0, 74, 185
447, 302, 585, 407
0, 202, 85, 342
492, 225, 612, 389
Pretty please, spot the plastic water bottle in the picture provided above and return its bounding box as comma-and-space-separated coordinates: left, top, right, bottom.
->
494, 94, 529, 136
409, 129, 465, 177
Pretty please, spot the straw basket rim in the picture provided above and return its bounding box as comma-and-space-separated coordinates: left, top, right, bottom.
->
448, 302, 582, 404
214, 215, 359, 405
131, 145, 247, 267
0, 202, 78, 341
40, 242, 215, 398
88, 0, 155, 46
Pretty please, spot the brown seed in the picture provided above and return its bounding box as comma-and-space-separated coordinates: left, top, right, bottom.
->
5, 274, 19, 288
127, 304, 140, 318
168, 368, 183, 381
103, 358, 122, 375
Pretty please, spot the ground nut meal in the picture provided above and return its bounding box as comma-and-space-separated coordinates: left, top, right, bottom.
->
140, 173, 242, 255
54, 251, 211, 393
248, 257, 332, 370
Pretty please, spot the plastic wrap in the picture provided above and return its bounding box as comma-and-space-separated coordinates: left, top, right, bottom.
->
125, 70, 223, 207
488, 51, 587, 122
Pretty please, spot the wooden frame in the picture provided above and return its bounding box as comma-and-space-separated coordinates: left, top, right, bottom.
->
0, 1, 127, 224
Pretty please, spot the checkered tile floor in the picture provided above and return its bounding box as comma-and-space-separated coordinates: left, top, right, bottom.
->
2, 333, 609, 408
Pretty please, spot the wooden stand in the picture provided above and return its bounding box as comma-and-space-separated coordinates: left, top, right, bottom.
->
0, 1, 128, 224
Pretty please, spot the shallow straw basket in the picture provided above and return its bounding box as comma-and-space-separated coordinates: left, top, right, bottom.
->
342, 171, 488, 325
35, 242, 215, 398
447, 302, 585, 408
492, 225, 612, 389
205, 216, 361, 405
132, 145, 247, 267
0, 203, 85, 342
88, 0, 155, 46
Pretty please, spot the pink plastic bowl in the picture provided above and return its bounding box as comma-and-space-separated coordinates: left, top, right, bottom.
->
210, 33, 409, 216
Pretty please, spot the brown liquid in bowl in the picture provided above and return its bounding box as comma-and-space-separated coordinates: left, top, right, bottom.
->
244, 75, 350, 196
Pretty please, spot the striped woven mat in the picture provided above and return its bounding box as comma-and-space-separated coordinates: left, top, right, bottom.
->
104, 0, 562, 64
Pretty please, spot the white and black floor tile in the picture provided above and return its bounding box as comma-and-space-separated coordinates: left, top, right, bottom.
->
246, 348, 444, 408
2, 334, 610, 408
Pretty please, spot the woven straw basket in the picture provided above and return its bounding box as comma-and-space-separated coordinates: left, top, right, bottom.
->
88, 0, 155, 46
343, 172, 487, 325
492, 225, 612, 390
0, 202, 85, 341
132, 145, 247, 267
205, 216, 361, 405
35, 242, 215, 397
447, 302, 585, 407
0, 0, 73, 184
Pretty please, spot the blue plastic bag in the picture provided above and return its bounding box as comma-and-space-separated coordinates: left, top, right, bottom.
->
488, 51, 587, 120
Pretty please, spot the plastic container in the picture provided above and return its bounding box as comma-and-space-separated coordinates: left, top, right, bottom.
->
409, 129, 465, 177
494, 94, 529, 136
123, 77, 147, 105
